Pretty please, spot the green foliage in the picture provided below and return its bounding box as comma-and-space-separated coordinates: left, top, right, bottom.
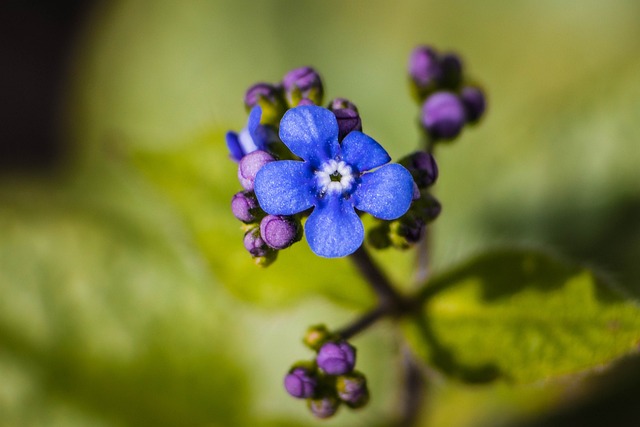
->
404, 249, 640, 384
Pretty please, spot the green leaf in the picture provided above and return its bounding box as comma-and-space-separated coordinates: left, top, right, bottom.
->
403, 249, 640, 384
131, 131, 375, 309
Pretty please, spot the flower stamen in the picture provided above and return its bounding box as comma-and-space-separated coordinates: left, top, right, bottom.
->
316, 159, 355, 194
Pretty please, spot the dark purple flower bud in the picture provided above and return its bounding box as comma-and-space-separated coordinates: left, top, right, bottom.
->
317, 341, 356, 375
282, 66, 324, 106
408, 45, 442, 100
307, 395, 340, 419
231, 191, 259, 223
421, 92, 466, 140
243, 228, 269, 258
439, 53, 463, 89
419, 192, 442, 222
332, 108, 362, 141
238, 150, 275, 191
328, 97, 359, 113
336, 372, 369, 408
461, 86, 486, 124
284, 367, 317, 399
400, 151, 439, 188
392, 217, 426, 246
259, 215, 302, 250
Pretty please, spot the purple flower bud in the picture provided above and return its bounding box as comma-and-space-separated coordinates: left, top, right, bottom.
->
238, 150, 275, 191
408, 45, 442, 90
421, 92, 466, 140
282, 66, 324, 106
284, 367, 317, 399
400, 151, 438, 188
332, 108, 362, 142
420, 192, 442, 222
316, 341, 356, 375
328, 97, 359, 113
243, 228, 269, 258
461, 86, 486, 124
231, 191, 259, 223
259, 215, 302, 250
244, 83, 280, 110
336, 372, 369, 408
308, 395, 340, 419
439, 53, 463, 89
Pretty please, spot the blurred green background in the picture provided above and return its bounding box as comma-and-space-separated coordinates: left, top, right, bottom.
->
2, 1, 640, 426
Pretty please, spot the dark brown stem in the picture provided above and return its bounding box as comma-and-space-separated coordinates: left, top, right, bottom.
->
349, 246, 405, 311
334, 305, 387, 340
398, 345, 427, 427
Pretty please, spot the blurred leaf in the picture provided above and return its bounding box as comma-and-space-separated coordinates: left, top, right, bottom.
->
403, 249, 640, 384
131, 131, 375, 309
0, 170, 250, 427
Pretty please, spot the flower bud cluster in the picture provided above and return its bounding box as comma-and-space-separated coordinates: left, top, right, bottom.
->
368, 151, 442, 250
232, 150, 303, 266
283, 325, 369, 419
408, 45, 487, 142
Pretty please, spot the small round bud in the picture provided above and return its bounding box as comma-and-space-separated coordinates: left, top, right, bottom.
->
259, 215, 302, 250
328, 97, 359, 113
408, 45, 442, 101
332, 108, 362, 141
317, 341, 356, 375
389, 217, 425, 248
399, 151, 439, 188
238, 150, 275, 191
336, 372, 369, 409
303, 324, 335, 351
421, 92, 466, 141
284, 367, 317, 399
282, 66, 324, 107
243, 228, 269, 258
461, 86, 486, 124
308, 395, 340, 419
439, 53, 463, 89
367, 223, 392, 250
244, 83, 286, 126
417, 192, 442, 222
231, 191, 259, 223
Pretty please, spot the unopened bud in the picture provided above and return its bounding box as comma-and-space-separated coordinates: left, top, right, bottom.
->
284, 366, 317, 399
260, 215, 302, 250
282, 66, 324, 107
238, 150, 275, 191
461, 86, 487, 124
231, 191, 260, 223
317, 341, 356, 376
421, 91, 466, 141
336, 371, 369, 409
308, 395, 340, 419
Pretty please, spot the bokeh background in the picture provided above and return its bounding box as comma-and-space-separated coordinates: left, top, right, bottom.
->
2, 1, 639, 426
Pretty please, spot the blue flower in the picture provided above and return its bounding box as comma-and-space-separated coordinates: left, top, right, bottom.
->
254, 105, 414, 258
225, 106, 277, 162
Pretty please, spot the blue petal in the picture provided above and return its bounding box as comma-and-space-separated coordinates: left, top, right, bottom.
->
247, 105, 262, 133
305, 196, 363, 258
225, 131, 243, 162
247, 106, 268, 150
279, 106, 339, 167
341, 131, 391, 172
353, 163, 414, 220
254, 160, 315, 215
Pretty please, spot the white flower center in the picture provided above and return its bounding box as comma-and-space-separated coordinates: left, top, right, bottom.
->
315, 159, 355, 195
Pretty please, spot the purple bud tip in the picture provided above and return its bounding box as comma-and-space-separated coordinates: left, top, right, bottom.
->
316, 341, 356, 375
243, 229, 269, 258
408, 45, 442, 87
231, 191, 259, 223
282, 66, 322, 92
260, 215, 301, 250
308, 396, 340, 419
296, 98, 315, 106
336, 373, 369, 407
328, 97, 359, 113
238, 150, 275, 191
421, 92, 466, 140
333, 108, 362, 141
461, 86, 486, 123
439, 53, 463, 89
244, 83, 280, 109
284, 367, 317, 399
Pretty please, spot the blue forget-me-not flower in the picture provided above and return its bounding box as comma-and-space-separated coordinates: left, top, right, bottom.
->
254, 105, 414, 258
